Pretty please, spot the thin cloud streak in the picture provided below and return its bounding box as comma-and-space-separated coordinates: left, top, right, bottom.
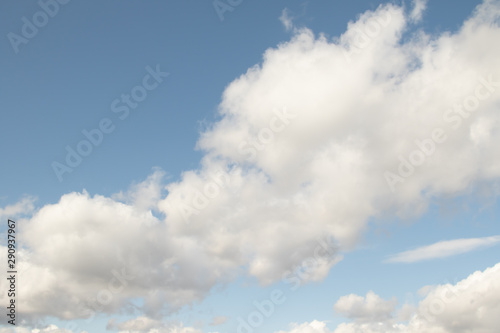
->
385, 236, 500, 263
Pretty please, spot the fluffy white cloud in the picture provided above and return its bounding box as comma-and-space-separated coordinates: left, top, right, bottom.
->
193, 0, 500, 257
4, 0, 500, 325
334, 291, 397, 323
0, 181, 227, 320
385, 235, 500, 263
413, 262, 500, 332
278, 262, 500, 333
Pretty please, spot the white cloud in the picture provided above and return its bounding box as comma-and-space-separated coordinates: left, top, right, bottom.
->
280, 8, 294, 31
410, 0, 428, 22
385, 235, 500, 263
278, 262, 500, 333
0, 196, 36, 221
413, 262, 500, 332
0, 188, 225, 320
334, 291, 397, 323
4, 0, 500, 324
210, 316, 228, 326
112, 168, 166, 212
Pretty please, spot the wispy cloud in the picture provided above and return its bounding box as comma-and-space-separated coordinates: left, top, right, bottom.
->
385, 236, 500, 263
279, 8, 294, 31
0, 196, 36, 220
410, 0, 428, 22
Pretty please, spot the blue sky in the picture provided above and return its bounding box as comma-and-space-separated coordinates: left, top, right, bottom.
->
1, 1, 500, 333
0, 0, 481, 201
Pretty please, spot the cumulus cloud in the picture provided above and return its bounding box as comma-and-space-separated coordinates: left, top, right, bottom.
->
413, 262, 500, 332
385, 235, 500, 263
278, 262, 500, 333
334, 291, 397, 323
0, 187, 226, 320
4, 0, 500, 325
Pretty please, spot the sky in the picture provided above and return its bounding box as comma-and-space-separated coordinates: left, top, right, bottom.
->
1, 0, 500, 332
